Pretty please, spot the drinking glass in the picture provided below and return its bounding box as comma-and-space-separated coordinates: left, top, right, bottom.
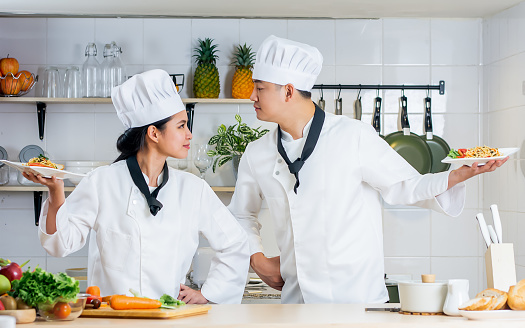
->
193, 144, 212, 179
64, 66, 81, 98
42, 67, 61, 98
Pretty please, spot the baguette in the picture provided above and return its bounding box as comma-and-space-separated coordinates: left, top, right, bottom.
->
459, 296, 494, 311
508, 279, 525, 311
476, 288, 508, 310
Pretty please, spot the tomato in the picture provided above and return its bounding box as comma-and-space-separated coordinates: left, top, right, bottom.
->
86, 286, 101, 297
53, 302, 71, 319
87, 295, 101, 304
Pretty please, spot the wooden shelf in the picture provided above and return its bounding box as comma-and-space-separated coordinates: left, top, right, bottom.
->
0, 97, 253, 104
0, 185, 234, 192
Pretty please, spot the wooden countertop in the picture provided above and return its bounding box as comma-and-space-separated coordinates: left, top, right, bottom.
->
21, 304, 525, 327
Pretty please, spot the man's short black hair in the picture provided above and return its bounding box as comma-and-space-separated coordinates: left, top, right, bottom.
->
297, 90, 312, 99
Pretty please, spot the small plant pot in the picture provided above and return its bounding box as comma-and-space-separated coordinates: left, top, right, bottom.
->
232, 155, 241, 180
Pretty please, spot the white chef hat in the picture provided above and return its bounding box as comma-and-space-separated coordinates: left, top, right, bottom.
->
252, 35, 323, 92
111, 69, 185, 129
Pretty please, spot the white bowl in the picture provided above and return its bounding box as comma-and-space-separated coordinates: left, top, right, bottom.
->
398, 280, 448, 313
65, 162, 108, 185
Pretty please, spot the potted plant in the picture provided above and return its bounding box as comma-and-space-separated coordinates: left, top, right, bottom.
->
207, 114, 269, 179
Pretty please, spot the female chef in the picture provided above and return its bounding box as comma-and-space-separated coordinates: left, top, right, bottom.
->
24, 69, 249, 304
228, 35, 508, 304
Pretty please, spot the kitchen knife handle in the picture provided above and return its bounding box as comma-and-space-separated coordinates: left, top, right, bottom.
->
476, 213, 492, 248
487, 225, 498, 244
490, 204, 503, 243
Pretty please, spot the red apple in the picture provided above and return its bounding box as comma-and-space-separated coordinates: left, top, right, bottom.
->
0, 55, 19, 76
0, 262, 23, 282
0, 73, 22, 95
17, 70, 34, 91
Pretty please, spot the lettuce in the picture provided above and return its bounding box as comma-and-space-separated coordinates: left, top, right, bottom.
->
8, 266, 79, 307
160, 294, 185, 306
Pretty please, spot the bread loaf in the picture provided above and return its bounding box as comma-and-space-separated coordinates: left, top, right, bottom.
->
508, 279, 525, 310
476, 288, 508, 310
459, 297, 494, 311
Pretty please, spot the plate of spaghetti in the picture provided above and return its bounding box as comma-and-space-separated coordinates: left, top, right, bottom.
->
0, 158, 87, 180
441, 147, 519, 166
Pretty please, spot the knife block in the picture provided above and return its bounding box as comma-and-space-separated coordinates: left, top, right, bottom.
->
484, 243, 517, 292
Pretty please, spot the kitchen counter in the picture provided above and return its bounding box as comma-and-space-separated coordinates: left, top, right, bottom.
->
21, 304, 525, 327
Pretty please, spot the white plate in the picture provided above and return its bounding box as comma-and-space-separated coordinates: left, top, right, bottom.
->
0, 160, 86, 180
459, 310, 525, 320
441, 147, 519, 166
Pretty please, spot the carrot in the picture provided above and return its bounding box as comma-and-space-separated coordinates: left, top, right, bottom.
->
109, 295, 162, 310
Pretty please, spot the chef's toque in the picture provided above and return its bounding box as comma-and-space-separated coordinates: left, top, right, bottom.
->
112, 69, 185, 129
252, 35, 323, 92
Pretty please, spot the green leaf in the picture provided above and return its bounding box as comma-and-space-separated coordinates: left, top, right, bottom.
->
208, 135, 221, 145
206, 150, 216, 157
218, 156, 233, 168
235, 114, 242, 123
218, 124, 227, 135
160, 294, 185, 306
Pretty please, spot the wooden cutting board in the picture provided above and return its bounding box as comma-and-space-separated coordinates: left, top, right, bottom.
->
80, 304, 212, 319
0, 309, 37, 323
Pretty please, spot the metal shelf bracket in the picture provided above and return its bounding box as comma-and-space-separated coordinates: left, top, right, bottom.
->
36, 101, 46, 140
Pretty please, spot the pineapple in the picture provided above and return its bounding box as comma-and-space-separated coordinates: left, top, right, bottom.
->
193, 38, 220, 98
231, 43, 255, 99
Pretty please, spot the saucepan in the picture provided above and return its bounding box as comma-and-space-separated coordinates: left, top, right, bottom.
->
384, 94, 433, 174
419, 95, 450, 173
398, 275, 448, 313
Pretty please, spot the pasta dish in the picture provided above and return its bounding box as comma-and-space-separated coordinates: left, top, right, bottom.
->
448, 146, 501, 159
25, 154, 61, 169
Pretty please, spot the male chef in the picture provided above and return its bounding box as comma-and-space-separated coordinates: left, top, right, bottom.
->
227, 35, 508, 304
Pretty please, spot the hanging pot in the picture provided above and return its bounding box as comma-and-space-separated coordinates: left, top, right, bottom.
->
419, 96, 451, 173
384, 95, 433, 175
353, 89, 361, 119
335, 87, 343, 115
318, 86, 325, 111
371, 93, 384, 139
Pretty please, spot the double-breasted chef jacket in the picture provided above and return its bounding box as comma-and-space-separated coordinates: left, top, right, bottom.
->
39, 160, 249, 304
228, 111, 465, 304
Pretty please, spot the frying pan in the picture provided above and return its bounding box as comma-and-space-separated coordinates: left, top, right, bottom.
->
384, 95, 433, 175
371, 95, 384, 139
419, 97, 451, 173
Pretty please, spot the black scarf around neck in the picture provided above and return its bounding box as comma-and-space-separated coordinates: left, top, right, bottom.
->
126, 155, 169, 216
277, 104, 325, 194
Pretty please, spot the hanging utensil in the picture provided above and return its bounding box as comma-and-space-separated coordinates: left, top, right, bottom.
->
335, 85, 342, 115
419, 91, 451, 173
372, 89, 383, 138
318, 85, 325, 111
384, 91, 433, 174
490, 204, 503, 243
352, 86, 361, 119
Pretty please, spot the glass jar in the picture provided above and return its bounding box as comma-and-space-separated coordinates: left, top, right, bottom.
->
100, 44, 113, 98
0, 146, 8, 185
82, 43, 101, 98
109, 42, 126, 93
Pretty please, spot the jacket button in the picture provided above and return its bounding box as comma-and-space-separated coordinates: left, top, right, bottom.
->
134, 189, 139, 194
275, 171, 280, 175
132, 200, 138, 205
278, 159, 282, 163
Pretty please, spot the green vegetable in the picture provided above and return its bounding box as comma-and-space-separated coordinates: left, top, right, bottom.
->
8, 266, 79, 307
447, 149, 460, 159
160, 293, 185, 307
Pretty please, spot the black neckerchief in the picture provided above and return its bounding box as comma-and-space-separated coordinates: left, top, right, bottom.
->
126, 155, 169, 216
277, 103, 325, 194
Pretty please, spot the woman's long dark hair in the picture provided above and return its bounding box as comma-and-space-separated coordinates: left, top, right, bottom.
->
114, 116, 172, 162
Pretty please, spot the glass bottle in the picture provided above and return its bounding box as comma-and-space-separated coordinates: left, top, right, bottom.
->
100, 44, 113, 98
82, 43, 101, 98
109, 41, 127, 93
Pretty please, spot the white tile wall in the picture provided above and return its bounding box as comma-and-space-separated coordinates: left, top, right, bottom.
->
0, 16, 493, 291
483, 2, 525, 284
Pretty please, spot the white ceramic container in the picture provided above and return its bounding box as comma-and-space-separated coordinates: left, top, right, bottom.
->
398, 280, 448, 313
65, 161, 109, 185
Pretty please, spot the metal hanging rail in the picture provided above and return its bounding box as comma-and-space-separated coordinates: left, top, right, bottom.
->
312, 80, 445, 95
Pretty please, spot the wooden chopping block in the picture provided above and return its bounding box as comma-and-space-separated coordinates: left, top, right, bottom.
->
81, 304, 212, 319
0, 309, 37, 323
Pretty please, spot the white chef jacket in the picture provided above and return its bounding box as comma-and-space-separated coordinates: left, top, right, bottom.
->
39, 160, 249, 304
228, 112, 465, 304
